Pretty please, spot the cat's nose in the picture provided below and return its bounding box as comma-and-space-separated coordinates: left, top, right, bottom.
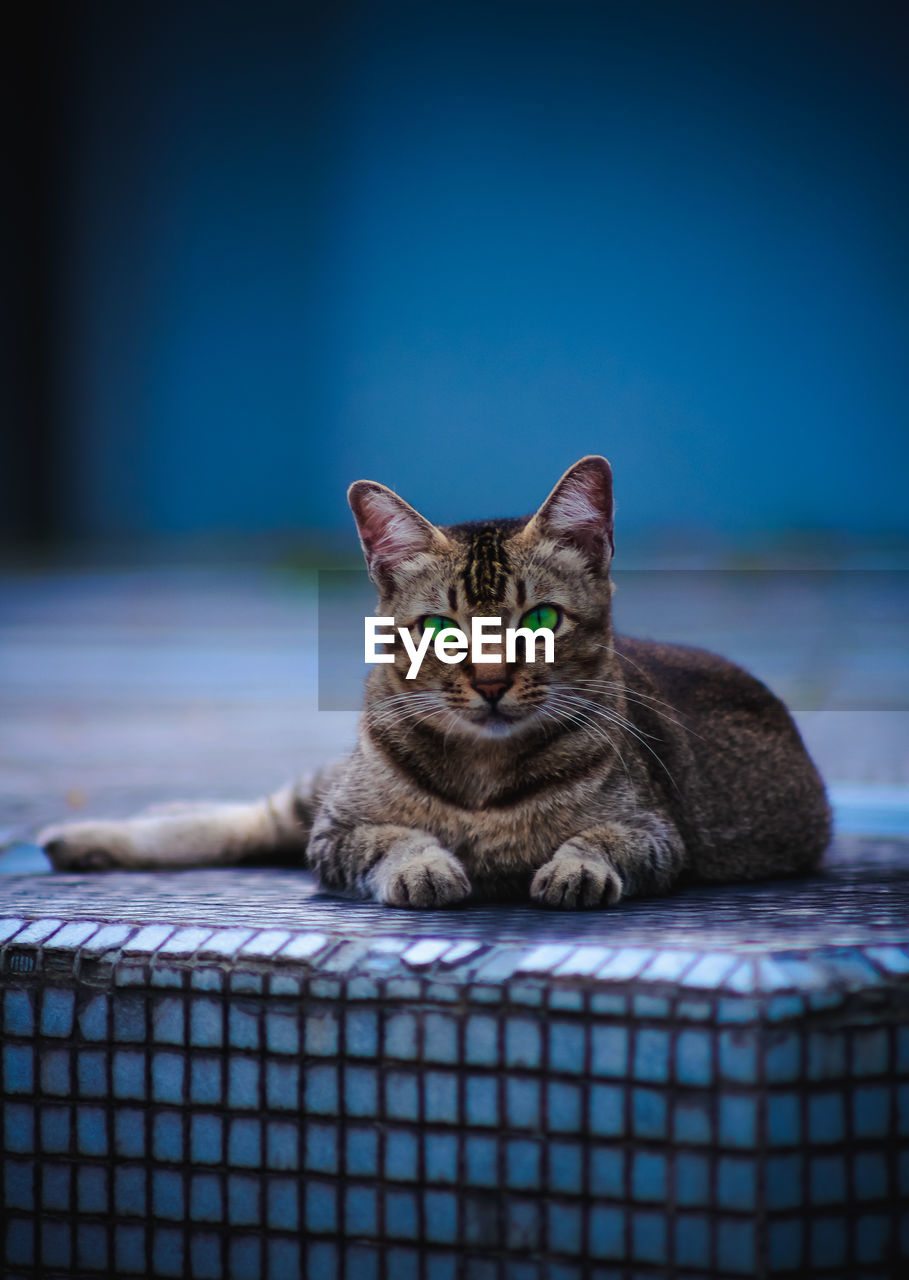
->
473, 676, 511, 704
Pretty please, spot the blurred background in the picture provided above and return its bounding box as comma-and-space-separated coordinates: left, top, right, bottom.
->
1, 0, 907, 851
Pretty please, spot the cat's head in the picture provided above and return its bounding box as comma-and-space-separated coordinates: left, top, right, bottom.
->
349, 456, 615, 740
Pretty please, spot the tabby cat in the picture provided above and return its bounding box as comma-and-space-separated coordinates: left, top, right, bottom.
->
42, 456, 831, 908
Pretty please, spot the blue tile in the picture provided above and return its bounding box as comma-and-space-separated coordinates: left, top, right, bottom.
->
385, 1012, 418, 1060
113, 1050, 145, 1100
632, 1088, 667, 1139
811, 1216, 846, 1268
346, 1065, 378, 1117
855, 1150, 888, 1200
673, 1096, 710, 1144
548, 1081, 581, 1132
190, 1231, 222, 1279
767, 1154, 803, 1210
265, 1060, 298, 1110
191, 1056, 222, 1105
228, 1237, 261, 1280
465, 1015, 498, 1065
589, 1207, 625, 1260
675, 1152, 709, 1206
385, 1247, 417, 1280
5, 1103, 34, 1152
900, 1082, 909, 1135
78, 1222, 110, 1274
153, 1111, 183, 1163
306, 1181, 337, 1233
42, 1222, 72, 1269
153, 1170, 185, 1221
229, 1006, 259, 1051
768, 1219, 802, 1270
346, 1125, 378, 1177
77, 1049, 106, 1097
189, 1172, 221, 1218
266, 1010, 299, 1056
852, 1028, 889, 1077
633, 1211, 666, 1264
268, 1239, 301, 1280
79, 995, 108, 1042
504, 1197, 538, 1251
42, 1104, 72, 1152
508, 1078, 540, 1129
306, 1009, 339, 1055
191, 1114, 223, 1164
634, 1029, 670, 1083
344, 1009, 377, 1058
856, 1213, 890, 1264
764, 1031, 801, 1082
152, 1052, 184, 1104
425, 1190, 458, 1244
115, 1166, 146, 1216
227, 1174, 258, 1225
591, 1025, 628, 1077
550, 1140, 582, 1194
266, 1120, 298, 1171
5, 1158, 35, 1210
589, 1083, 624, 1137
717, 1219, 755, 1274
113, 995, 146, 1043
548, 1021, 585, 1074
305, 1121, 338, 1173
77, 1106, 107, 1155
386, 1071, 419, 1121
425, 1072, 458, 1124
4, 989, 35, 1036
425, 1132, 458, 1183
809, 1091, 847, 1143
4, 1044, 33, 1093
152, 1227, 183, 1279
506, 1018, 542, 1069
808, 1032, 846, 1081
386, 1129, 419, 1180
853, 1085, 890, 1138
632, 1151, 666, 1202
676, 1029, 712, 1087
228, 1118, 262, 1168
386, 1188, 419, 1239
306, 1064, 339, 1115
426, 1254, 456, 1280
717, 1156, 756, 1211
466, 1134, 498, 1187
675, 1214, 710, 1268
115, 1108, 146, 1158
590, 1146, 623, 1197
346, 1184, 378, 1235
152, 998, 184, 1045
267, 1178, 299, 1232
40, 988, 75, 1037
811, 1154, 846, 1203
77, 1165, 107, 1213
719, 1095, 756, 1148
548, 1202, 583, 1255
767, 1092, 801, 1146
229, 1057, 259, 1109
718, 1030, 757, 1083
506, 1138, 541, 1189
6, 1217, 35, 1266
190, 999, 223, 1048
465, 1075, 498, 1127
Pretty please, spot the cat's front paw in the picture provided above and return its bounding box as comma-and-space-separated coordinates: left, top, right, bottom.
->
375, 843, 471, 909
530, 843, 623, 910
38, 822, 133, 871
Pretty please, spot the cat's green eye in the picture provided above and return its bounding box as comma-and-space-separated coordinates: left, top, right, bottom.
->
519, 604, 561, 633
423, 615, 458, 637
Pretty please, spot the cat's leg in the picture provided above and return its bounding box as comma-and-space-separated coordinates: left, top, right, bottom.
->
39, 784, 308, 871
530, 814, 686, 909
308, 817, 471, 908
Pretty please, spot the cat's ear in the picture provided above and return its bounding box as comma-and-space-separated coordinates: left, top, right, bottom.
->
525, 455, 615, 566
348, 481, 450, 584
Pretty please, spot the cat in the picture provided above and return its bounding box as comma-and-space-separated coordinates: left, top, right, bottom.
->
41, 456, 831, 908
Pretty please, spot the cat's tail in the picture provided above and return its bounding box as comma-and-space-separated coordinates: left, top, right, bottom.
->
40, 765, 342, 874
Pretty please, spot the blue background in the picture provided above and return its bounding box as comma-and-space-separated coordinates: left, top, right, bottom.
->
23, 1, 909, 547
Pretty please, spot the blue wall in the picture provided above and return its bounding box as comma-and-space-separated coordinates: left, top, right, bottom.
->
55, 1, 909, 541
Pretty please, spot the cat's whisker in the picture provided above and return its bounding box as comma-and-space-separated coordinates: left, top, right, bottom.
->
554, 691, 679, 792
